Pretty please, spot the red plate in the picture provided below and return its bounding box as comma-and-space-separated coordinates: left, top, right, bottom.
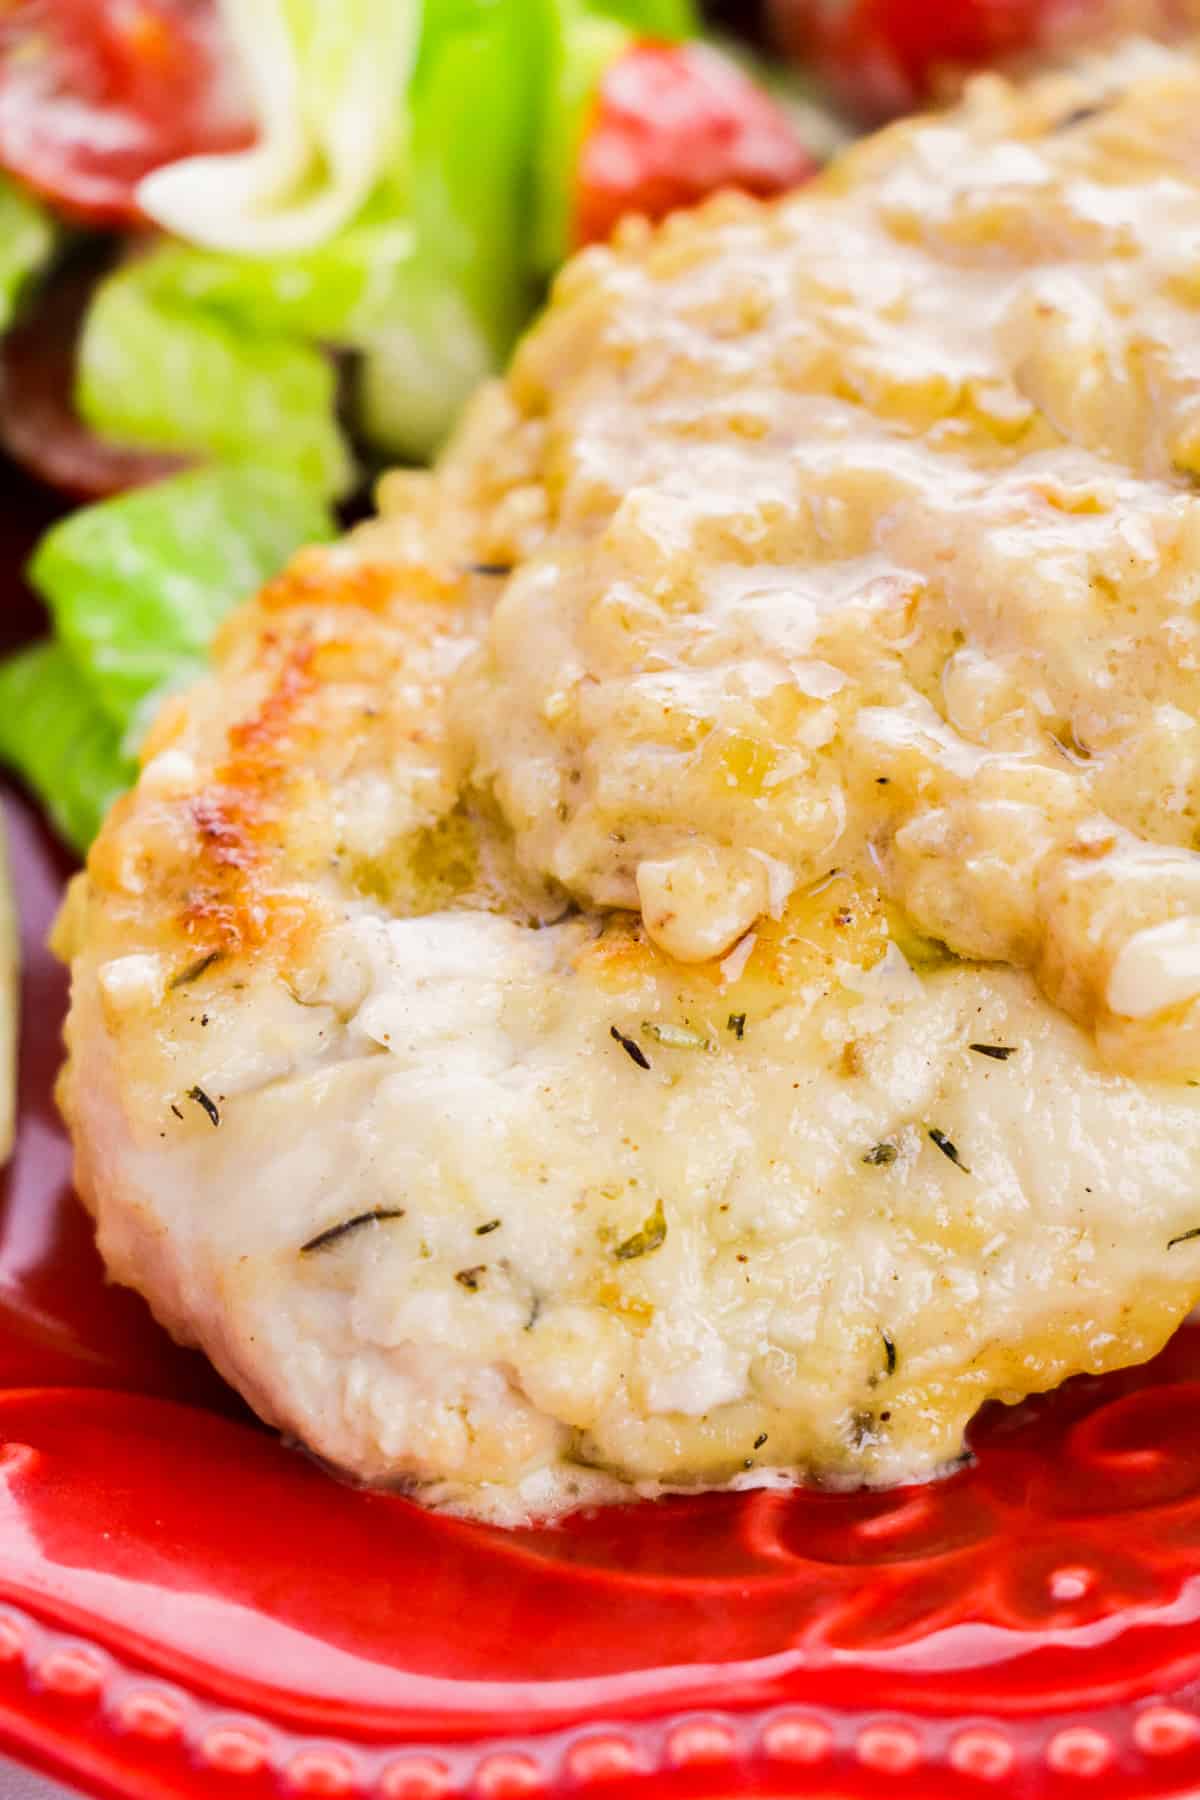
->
4, 498, 1200, 1799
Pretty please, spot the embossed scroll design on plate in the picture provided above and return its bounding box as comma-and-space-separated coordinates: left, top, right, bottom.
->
4, 787, 1200, 1799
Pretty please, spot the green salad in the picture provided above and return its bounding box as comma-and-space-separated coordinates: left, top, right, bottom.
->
27, 0, 706, 487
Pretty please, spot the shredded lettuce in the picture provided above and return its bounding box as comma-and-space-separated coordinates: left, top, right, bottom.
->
0, 644, 135, 856
83, 1, 540, 468
31, 466, 335, 734
0, 175, 54, 333
77, 269, 353, 498
138, 0, 423, 256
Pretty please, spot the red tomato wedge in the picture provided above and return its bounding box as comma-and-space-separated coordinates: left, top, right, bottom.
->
0, 0, 253, 225
767, 0, 1189, 121
0, 255, 189, 499
574, 41, 818, 249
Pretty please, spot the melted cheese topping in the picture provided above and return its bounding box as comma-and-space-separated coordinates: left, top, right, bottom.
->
444, 42, 1200, 1074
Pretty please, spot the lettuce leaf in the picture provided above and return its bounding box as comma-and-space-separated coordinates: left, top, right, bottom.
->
0, 643, 134, 855
105, 186, 417, 345
355, 273, 497, 466
357, 0, 538, 460
585, 0, 696, 38
31, 466, 335, 734
0, 466, 335, 854
138, 0, 423, 256
77, 269, 353, 498
0, 175, 54, 333
532, 2, 629, 277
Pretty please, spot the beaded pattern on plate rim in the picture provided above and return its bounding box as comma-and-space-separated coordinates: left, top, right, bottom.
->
0, 1600, 1199, 1795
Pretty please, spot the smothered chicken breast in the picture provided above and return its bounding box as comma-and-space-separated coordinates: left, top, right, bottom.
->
56, 42, 1200, 1520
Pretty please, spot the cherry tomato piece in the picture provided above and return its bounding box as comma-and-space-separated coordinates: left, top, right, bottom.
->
767, 0, 1124, 120
575, 40, 818, 248
0, 0, 252, 225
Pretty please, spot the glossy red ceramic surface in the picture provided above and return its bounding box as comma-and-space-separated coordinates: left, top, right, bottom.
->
5, 497, 1200, 1799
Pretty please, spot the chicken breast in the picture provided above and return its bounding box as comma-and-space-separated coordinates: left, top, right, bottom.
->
57, 40, 1200, 1521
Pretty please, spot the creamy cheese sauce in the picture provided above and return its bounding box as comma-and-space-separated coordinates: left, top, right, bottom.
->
441, 43, 1200, 1074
